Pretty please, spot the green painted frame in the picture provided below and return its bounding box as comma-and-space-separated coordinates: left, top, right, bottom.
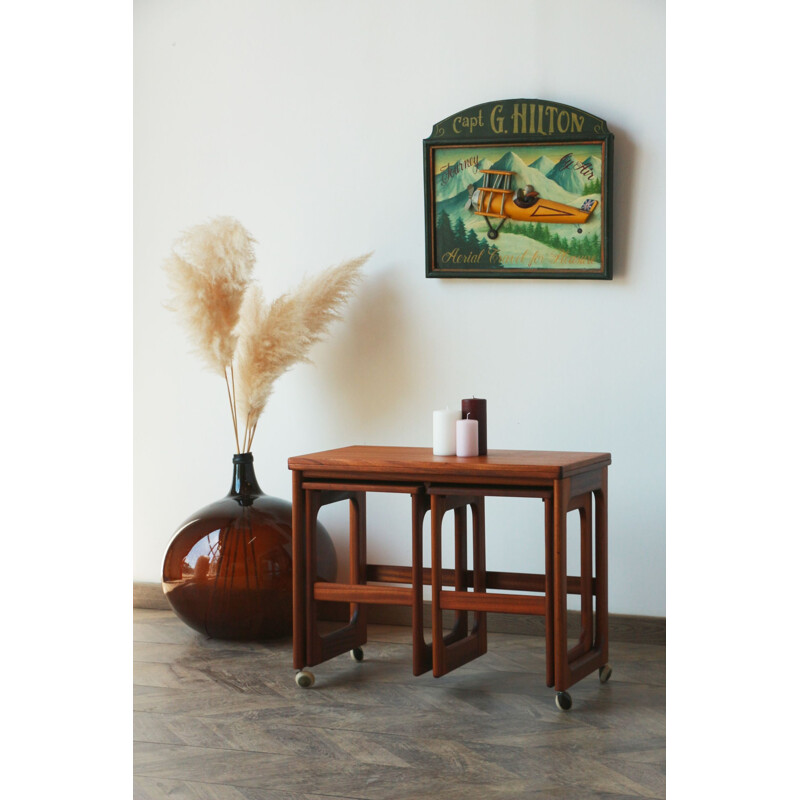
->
424, 100, 613, 280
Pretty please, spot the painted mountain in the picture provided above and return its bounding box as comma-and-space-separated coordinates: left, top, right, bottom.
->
545, 153, 603, 193
435, 157, 493, 201
529, 155, 556, 174
582, 155, 603, 179
487, 151, 579, 205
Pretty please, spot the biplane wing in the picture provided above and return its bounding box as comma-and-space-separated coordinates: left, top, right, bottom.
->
467, 169, 515, 218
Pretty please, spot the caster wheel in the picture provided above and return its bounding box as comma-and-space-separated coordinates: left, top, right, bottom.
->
599, 664, 612, 683
295, 670, 315, 688
555, 691, 572, 711
350, 647, 364, 662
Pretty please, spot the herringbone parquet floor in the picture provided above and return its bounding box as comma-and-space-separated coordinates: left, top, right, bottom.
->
133, 609, 665, 800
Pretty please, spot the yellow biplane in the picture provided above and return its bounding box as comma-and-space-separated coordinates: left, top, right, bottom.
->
466, 169, 599, 239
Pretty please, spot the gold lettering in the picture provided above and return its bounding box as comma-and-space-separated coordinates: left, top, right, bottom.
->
442, 248, 485, 264
545, 105, 558, 134
452, 111, 485, 134
450, 103, 589, 138
528, 250, 545, 267
512, 103, 526, 134
490, 104, 506, 134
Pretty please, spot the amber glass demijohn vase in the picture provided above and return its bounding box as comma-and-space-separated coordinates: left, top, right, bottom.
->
162, 452, 337, 640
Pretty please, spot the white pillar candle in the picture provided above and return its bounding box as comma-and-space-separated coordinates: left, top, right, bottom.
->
433, 407, 460, 455
456, 417, 479, 457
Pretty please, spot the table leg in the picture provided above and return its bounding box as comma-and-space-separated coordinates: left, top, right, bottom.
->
553, 478, 571, 692
350, 491, 368, 649
544, 496, 554, 688
452, 505, 469, 640
471, 498, 487, 654
412, 492, 432, 675
305, 489, 323, 665
568, 493, 594, 660
292, 470, 306, 671
595, 469, 609, 665
431, 494, 445, 677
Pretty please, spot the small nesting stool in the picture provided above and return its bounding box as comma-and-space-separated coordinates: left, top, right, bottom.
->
292, 478, 435, 684
428, 482, 611, 709
428, 490, 488, 677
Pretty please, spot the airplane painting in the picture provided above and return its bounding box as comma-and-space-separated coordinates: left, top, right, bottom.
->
424, 97, 614, 279
425, 139, 610, 278
466, 168, 599, 239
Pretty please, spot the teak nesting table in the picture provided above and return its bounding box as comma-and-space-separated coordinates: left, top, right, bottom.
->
288, 445, 611, 710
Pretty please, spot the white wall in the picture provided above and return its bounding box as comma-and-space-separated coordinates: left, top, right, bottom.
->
134, 0, 665, 616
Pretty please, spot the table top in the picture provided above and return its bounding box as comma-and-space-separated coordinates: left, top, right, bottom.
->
288, 445, 610, 483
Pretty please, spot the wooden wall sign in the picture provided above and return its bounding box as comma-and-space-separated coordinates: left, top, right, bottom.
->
424, 100, 613, 279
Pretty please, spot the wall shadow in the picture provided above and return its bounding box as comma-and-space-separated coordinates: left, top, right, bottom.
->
314, 266, 417, 435
610, 124, 638, 282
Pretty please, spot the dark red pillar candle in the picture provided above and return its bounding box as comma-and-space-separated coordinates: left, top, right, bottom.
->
461, 398, 487, 455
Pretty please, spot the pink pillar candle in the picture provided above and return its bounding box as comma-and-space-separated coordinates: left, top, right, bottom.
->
456, 417, 479, 457
461, 397, 487, 455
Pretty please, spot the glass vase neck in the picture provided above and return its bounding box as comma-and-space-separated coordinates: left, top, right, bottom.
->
229, 452, 263, 500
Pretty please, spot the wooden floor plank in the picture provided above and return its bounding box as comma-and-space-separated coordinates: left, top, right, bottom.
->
134, 610, 665, 799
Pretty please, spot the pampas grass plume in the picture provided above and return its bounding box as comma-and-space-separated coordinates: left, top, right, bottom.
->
235, 253, 371, 451
164, 213, 370, 453
164, 217, 256, 375
234, 285, 307, 440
